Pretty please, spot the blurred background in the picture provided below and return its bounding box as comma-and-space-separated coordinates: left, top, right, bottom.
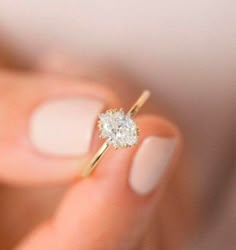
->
0, 0, 235, 249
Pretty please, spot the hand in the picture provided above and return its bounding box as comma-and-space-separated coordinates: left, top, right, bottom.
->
0, 67, 197, 250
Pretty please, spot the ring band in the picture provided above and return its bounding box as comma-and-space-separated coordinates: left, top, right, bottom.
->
81, 90, 150, 177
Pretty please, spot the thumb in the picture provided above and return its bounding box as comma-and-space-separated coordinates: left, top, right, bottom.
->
18, 115, 181, 250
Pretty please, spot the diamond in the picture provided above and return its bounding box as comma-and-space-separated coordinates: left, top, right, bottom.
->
98, 109, 139, 148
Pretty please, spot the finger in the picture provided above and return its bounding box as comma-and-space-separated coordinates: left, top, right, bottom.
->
35, 51, 84, 77
0, 39, 17, 68
18, 115, 181, 250
0, 70, 120, 184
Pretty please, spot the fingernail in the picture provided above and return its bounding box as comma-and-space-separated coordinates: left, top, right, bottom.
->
30, 97, 104, 156
129, 136, 176, 195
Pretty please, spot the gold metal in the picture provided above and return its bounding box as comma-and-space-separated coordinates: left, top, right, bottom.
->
80, 90, 150, 177
127, 90, 150, 117
81, 142, 109, 177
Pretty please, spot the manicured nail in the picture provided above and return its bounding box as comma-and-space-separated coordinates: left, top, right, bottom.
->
30, 97, 104, 156
129, 136, 176, 195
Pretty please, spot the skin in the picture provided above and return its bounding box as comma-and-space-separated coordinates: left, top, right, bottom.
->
0, 2, 235, 248
2, 52, 234, 250
0, 62, 197, 250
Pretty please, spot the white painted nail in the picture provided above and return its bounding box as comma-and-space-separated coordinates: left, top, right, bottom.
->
30, 97, 104, 156
129, 136, 176, 195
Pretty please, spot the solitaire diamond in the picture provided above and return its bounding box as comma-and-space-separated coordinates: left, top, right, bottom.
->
98, 109, 139, 148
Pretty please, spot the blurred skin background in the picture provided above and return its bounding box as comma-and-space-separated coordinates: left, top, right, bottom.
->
0, 0, 235, 249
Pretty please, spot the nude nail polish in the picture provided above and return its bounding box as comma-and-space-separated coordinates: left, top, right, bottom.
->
30, 97, 104, 156
129, 136, 176, 195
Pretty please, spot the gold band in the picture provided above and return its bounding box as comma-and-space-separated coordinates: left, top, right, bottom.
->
81, 90, 150, 177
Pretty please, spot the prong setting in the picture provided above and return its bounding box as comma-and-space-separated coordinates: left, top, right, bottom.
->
98, 109, 139, 148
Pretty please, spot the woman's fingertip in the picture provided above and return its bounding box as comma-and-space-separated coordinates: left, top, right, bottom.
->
129, 136, 177, 195
0, 71, 122, 184
128, 115, 181, 195
29, 96, 105, 156
90, 114, 181, 198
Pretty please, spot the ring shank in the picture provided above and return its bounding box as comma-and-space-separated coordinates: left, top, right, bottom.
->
127, 90, 150, 117
81, 142, 109, 177
80, 90, 150, 177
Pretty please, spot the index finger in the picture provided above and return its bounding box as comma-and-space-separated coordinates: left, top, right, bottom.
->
0, 70, 120, 184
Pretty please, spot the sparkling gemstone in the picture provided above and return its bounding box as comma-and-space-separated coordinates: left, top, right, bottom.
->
98, 109, 139, 148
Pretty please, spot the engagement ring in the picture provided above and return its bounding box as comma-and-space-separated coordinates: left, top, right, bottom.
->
81, 90, 150, 177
